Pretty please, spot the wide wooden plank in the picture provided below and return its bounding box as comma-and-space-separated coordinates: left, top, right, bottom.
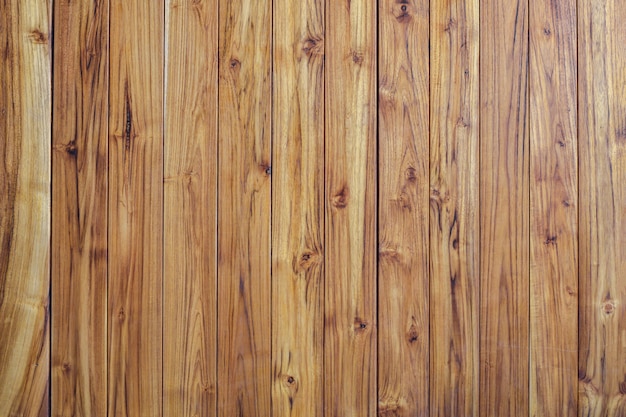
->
271, 0, 324, 416
0, 0, 51, 415
578, 1, 626, 415
217, 0, 271, 415
163, 0, 217, 415
479, 0, 529, 415
429, 0, 479, 415
324, 0, 377, 415
377, 0, 429, 415
108, 0, 164, 415
51, 0, 108, 415
529, 0, 578, 414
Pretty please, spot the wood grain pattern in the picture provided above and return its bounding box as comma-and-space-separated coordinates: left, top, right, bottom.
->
429, 0, 479, 415
0, 0, 51, 415
164, 0, 217, 415
271, 0, 324, 416
479, 0, 529, 415
217, 0, 272, 415
324, 0, 377, 416
529, 0, 578, 415
51, 0, 108, 415
107, 0, 163, 415
578, 1, 626, 415
377, 0, 429, 415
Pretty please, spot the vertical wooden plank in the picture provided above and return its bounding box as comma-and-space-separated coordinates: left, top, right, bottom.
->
429, 0, 479, 415
163, 0, 217, 415
0, 0, 51, 415
324, 0, 377, 415
529, 0, 578, 414
108, 0, 163, 415
377, 0, 429, 415
217, 0, 271, 415
271, 0, 324, 416
578, 0, 626, 415
479, 0, 529, 415
51, 0, 108, 414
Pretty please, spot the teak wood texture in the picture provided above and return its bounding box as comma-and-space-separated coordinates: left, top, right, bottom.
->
1, 0, 626, 416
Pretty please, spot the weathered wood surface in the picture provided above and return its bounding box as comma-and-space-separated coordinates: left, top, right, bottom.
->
479, 0, 530, 415
107, 0, 164, 415
0, 0, 51, 415
578, 0, 626, 415
377, 0, 429, 415
163, 0, 218, 415
217, 0, 272, 415
429, 0, 480, 415
52, 0, 108, 415
2, 1, 626, 416
271, 0, 324, 416
529, 0, 578, 415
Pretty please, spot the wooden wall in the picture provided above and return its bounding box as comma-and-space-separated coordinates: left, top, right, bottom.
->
0, 0, 625, 415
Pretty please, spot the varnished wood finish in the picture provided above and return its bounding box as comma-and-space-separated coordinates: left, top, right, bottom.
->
529, 0, 578, 415
377, 0, 429, 415
107, 0, 164, 415
3, 1, 626, 416
479, 0, 530, 415
271, 0, 324, 416
429, 0, 479, 415
163, 0, 218, 415
578, 0, 626, 415
52, 0, 108, 415
217, 0, 272, 415
324, 0, 377, 416
0, 0, 51, 415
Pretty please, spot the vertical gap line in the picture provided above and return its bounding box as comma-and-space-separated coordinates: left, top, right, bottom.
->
215, 0, 220, 414
375, 0, 379, 413
322, 0, 327, 413
163, 0, 167, 407
527, 0, 531, 411
269, 0, 274, 413
322, 0, 326, 412
575, 0, 580, 412
427, 0, 432, 413
49, 0, 54, 413
106, 0, 111, 413
476, 0, 481, 414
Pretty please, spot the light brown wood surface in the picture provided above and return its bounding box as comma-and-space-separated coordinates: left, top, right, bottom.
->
0, 0, 51, 415
377, 0, 429, 415
578, 0, 626, 415
324, 0, 377, 415
217, 0, 272, 415
164, 0, 218, 415
479, 0, 529, 415
429, 0, 479, 415
107, 0, 164, 415
52, 0, 108, 415
530, 0, 579, 415
271, 0, 324, 416
3, 1, 626, 416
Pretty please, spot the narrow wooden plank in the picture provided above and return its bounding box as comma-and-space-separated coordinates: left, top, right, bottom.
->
271, 0, 324, 416
578, 1, 626, 415
108, 0, 164, 415
479, 0, 529, 415
217, 0, 271, 415
429, 0, 479, 415
377, 0, 429, 415
324, 0, 377, 415
51, 0, 108, 414
529, 0, 578, 414
163, 0, 217, 415
0, 0, 51, 415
